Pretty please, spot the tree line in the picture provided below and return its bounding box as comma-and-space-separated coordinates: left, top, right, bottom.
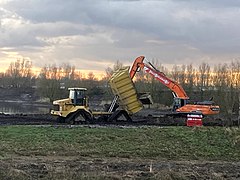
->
0, 58, 239, 117
133, 59, 240, 117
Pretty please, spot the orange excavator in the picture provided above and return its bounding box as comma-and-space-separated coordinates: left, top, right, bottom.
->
129, 56, 220, 116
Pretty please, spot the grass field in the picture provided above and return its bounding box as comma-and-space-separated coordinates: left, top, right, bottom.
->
0, 125, 239, 160
0, 125, 240, 179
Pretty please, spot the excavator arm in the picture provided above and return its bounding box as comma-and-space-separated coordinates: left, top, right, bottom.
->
129, 56, 220, 115
129, 56, 189, 99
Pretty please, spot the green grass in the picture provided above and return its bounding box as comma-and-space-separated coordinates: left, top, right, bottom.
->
0, 125, 239, 160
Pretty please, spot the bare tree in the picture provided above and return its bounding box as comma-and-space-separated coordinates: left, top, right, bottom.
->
186, 64, 194, 90
198, 62, 210, 88
113, 60, 123, 71
179, 64, 186, 88
230, 60, 240, 116
87, 72, 95, 81
171, 65, 180, 82
198, 62, 211, 100
5, 58, 33, 88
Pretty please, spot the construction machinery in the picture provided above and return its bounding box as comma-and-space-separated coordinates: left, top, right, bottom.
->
129, 56, 220, 116
51, 67, 143, 124
51, 55, 220, 124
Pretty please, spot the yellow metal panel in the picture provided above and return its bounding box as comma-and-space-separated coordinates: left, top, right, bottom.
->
109, 66, 142, 114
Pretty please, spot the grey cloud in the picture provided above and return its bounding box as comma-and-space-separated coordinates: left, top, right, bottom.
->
4, 0, 97, 23
172, 0, 240, 8
4, 1, 239, 42
0, 0, 240, 70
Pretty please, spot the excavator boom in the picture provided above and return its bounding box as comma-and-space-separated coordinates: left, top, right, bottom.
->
129, 56, 220, 115
130, 56, 189, 99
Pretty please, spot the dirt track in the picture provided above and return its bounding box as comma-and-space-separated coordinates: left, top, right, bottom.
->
1, 156, 240, 179
0, 113, 55, 126
0, 112, 228, 127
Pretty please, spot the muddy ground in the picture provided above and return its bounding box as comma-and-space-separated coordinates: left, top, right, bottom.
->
0, 111, 231, 127
1, 156, 240, 179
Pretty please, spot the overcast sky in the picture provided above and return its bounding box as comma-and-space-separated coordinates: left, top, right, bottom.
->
0, 0, 240, 75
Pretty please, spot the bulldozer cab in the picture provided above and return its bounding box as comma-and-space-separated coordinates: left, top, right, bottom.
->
68, 88, 88, 106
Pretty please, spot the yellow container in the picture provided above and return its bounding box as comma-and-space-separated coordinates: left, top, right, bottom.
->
109, 67, 143, 114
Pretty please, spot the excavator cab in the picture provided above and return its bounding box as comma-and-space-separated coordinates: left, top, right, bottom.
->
172, 97, 187, 111
68, 88, 88, 106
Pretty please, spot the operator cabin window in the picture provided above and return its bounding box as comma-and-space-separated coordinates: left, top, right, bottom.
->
69, 91, 75, 99
69, 90, 84, 100
76, 91, 84, 99
69, 90, 86, 105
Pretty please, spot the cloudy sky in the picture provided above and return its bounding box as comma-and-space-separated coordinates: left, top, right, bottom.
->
0, 0, 240, 75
